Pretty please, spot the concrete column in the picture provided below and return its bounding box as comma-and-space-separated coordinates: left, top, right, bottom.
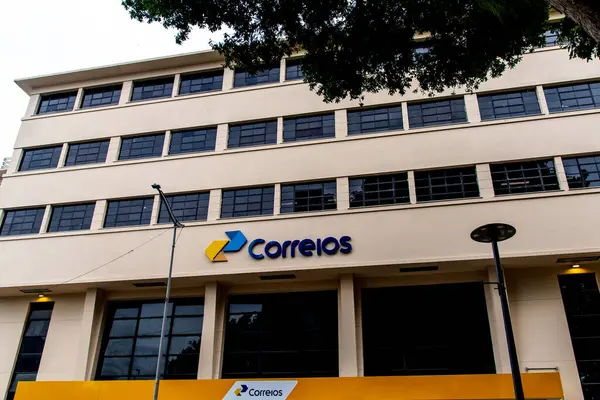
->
476, 164, 494, 198
536, 85, 550, 115
8, 148, 23, 174
172, 74, 181, 96
279, 59, 286, 82
215, 124, 228, 151
120, 81, 133, 105
355, 282, 365, 377
407, 170, 417, 204
39, 205, 52, 234
75, 289, 106, 380
338, 275, 359, 377
207, 189, 222, 221
336, 177, 349, 210
150, 194, 161, 224
465, 93, 481, 123
222, 68, 235, 91
484, 266, 511, 373
554, 156, 569, 191
57, 143, 69, 168
277, 117, 284, 144
73, 88, 84, 110
401, 102, 410, 130
106, 137, 121, 163
162, 130, 172, 156
26, 94, 41, 117
335, 110, 348, 139
198, 283, 226, 379
273, 184, 281, 215
91, 200, 107, 230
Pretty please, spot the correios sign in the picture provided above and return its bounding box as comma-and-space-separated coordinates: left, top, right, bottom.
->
205, 231, 352, 262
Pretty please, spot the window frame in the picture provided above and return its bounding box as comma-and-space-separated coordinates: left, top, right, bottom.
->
179, 70, 224, 95
228, 120, 278, 149
544, 81, 600, 113
563, 154, 600, 189
130, 76, 175, 102
118, 133, 165, 161
490, 159, 560, 196
80, 84, 122, 109
19, 145, 63, 172
407, 97, 467, 128
347, 104, 403, 135
282, 113, 336, 142
0, 207, 47, 237
64, 140, 110, 166
414, 166, 480, 203
103, 197, 154, 228
477, 89, 541, 120
158, 192, 210, 224
285, 58, 304, 81
47, 202, 96, 232
233, 66, 281, 88
36, 91, 78, 115
349, 173, 410, 208
168, 127, 217, 155
280, 180, 337, 214
220, 186, 275, 219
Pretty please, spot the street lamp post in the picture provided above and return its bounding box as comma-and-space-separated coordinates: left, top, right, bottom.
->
470, 223, 524, 400
151, 184, 184, 400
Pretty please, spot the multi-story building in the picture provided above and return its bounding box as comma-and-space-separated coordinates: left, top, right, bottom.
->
1, 35, 600, 400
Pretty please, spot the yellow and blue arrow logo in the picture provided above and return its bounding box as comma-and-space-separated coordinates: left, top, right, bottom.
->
205, 231, 247, 262
234, 385, 249, 396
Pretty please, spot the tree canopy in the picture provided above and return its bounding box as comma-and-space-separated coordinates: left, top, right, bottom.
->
122, 0, 600, 103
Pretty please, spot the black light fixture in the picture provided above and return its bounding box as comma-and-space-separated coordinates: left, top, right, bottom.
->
471, 223, 523, 400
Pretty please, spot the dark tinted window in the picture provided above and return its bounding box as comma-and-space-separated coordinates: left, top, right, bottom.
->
19, 146, 63, 171
104, 198, 154, 228
234, 66, 280, 88
119, 134, 165, 160
37, 92, 77, 114
491, 159, 559, 195
285, 59, 304, 81
222, 291, 338, 378
131, 77, 174, 101
81, 85, 122, 108
362, 283, 495, 376
563, 155, 600, 189
169, 128, 216, 155
228, 121, 277, 148
179, 70, 223, 94
280, 181, 336, 213
221, 187, 274, 218
347, 105, 403, 135
0, 208, 46, 236
158, 193, 209, 224
350, 173, 409, 208
559, 273, 600, 400
478, 89, 541, 120
415, 167, 479, 202
97, 299, 203, 380
48, 203, 95, 232
6, 303, 54, 400
542, 28, 565, 47
544, 82, 600, 113
408, 98, 467, 128
283, 113, 335, 142
65, 140, 110, 166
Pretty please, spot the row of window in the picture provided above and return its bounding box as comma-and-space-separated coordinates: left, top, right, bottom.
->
3, 154, 599, 236
23, 81, 600, 172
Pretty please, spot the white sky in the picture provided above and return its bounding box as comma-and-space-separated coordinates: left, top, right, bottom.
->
0, 0, 223, 159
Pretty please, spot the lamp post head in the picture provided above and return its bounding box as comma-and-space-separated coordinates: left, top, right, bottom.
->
151, 183, 161, 190
471, 223, 516, 243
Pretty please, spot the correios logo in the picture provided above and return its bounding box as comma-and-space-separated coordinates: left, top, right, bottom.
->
223, 381, 298, 400
234, 385, 249, 396
205, 230, 352, 262
234, 384, 282, 397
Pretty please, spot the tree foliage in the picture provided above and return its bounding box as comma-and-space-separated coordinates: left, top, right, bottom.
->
122, 0, 599, 103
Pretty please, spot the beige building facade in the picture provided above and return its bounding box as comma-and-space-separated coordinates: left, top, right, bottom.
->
1, 40, 600, 400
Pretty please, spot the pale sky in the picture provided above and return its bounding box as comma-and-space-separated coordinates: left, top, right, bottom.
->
0, 0, 223, 160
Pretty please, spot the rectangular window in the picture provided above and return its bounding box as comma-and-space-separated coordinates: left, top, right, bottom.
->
478, 89, 541, 120
349, 173, 409, 208
280, 181, 337, 214
104, 198, 154, 228
169, 128, 217, 155
228, 120, 277, 148
563, 154, 600, 189
285, 59, 304, 81
221, 186, 274, 218
347, 105, 403, 135
0, 208, 46, 236
544, 82, 600, 113
491, 159, 559, 195
542, 28, 565, 47
81, 85, 122, 108
408, 98, 467, 128
5, 303, 54, 400
19, 146, 63, 172
96, 299, 203, 380
179, 70, 223, 94
283, 113, 335, 142
234, 66, 280, 88
37, 91, 77, 114
362, 283, 495, 377
131, 77, 174, 101
559, 273, 600, 400
65, 140, 110, 166
48, 203, 95, 232
414, 166, 479, 202
119, 134, 165, 160
158, 192, 209, 224
222, 291, 338, 378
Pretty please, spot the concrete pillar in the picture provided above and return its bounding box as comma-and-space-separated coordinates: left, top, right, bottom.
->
401, 102, 410, 130
26, 94, 41, 117
39, 205, 52, 234
74, 289, 106, 380
150, 194, 161, 225
215, 124, 228, 151
336, 177, 349, 210
106, 137, 121, 163
222, 68, 235, 91
407, 170, 417, 204
484, 266, 511, 373
465, 93, 481, 123
57, 143, 69, 168
207, 189, 222, 221
554, 156, 569, 191
8, 148, 23, 174
198, 283, 226, 379
162, 131, 172, 156
277, 117, 284, 144
73, 88, 84, 111
476, 164, 495, 198
355, 282, 365, 377
335, 110, 348, 139
338, 275, 359, 377
172, 74, 181, 96
536, 85, 550, 115
273, 184, 281, 215
120, 81, 133, 105
91, 200, 107, 230
279, 59, 286, 82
